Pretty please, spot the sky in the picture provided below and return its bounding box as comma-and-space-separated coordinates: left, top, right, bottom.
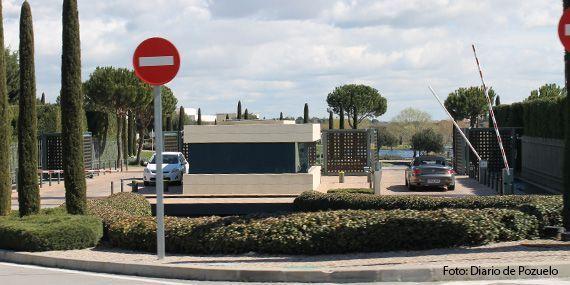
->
2, 0, 564, 120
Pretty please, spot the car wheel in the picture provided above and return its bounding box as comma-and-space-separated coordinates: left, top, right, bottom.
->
143, 181, 149, 186
408, 183, 416, 191
448, 184, 455, 191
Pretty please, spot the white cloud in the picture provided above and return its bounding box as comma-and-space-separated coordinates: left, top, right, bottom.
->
1, 0, 564, 120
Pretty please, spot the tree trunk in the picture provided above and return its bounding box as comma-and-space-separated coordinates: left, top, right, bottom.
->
328, 111, 333, 129
352, 106, 358, 129
0, 1, 12, 216
17, 1, 40, 216
339, 106, 345, 129
563, 0, 570, 230
122, 115, 128, 162
135, 129, 144, 164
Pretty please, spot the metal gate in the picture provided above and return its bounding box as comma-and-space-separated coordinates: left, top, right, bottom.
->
164, 131, 182, 152
40, 132, 94, 170
322, 129, 377, 175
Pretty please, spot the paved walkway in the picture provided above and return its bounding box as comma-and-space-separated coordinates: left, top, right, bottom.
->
10, 167, 145, 210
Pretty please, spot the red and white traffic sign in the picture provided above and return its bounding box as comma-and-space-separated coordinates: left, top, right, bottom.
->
558, 10, 570, 52
133, 37, 180, 86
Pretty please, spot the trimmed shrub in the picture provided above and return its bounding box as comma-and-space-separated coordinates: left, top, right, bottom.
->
328, 188, 374, 195
103, 208, 537, 255
294, 192, 562, 230
0, 210, 102, 251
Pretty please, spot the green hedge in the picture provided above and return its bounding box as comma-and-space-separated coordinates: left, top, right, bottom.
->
493, 96, 566, 139
104, 209, 537, 255
294, 192, 562, 230
327, 188, 375, 195
0, 209, 103, 251
86, 193, 538, 255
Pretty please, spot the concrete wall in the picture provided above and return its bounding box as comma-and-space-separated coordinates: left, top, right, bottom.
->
183, 166, 321, 195
520, 136, 564, 193
184, 123, 320, 143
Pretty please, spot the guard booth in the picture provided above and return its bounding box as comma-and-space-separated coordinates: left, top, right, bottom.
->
321, 129, 377, 176
182, 120, 321, 195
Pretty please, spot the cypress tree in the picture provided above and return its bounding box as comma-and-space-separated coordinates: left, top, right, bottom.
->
61, 0, 86, 214
279, 112, 283, 120
303, 103, 309, 123
18, 1, 39, 216
237, 101, 242, 120
244, 108, 249, 120
197, 108, 202, 125
166, 115, 172, 131
178, 106, 185, 132
0, 1, 11, 216
328, 111, 333, 129
352, 106, 358, 129
225, 114, 229, 120
127, 111, 134, 156
40, 92, 45, 104
122, 116, 128, 160
339, 106, 345, 129
495, 95, 501, 106
214, 119, 217, 125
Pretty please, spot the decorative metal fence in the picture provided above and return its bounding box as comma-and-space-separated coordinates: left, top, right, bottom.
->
39, 132, 94, 170
322, 129, 377, 175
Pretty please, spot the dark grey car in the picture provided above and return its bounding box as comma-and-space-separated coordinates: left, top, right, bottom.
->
405, 156, 456, 191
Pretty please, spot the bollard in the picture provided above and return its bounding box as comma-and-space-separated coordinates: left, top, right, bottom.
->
120, 179, 124, 193
57, 171, 61, 184
48, 172, 52, 187
131, 180, 138, 192
502, 168, 514, 195
339, 171, 345, 183
373, 161, 382, 195
111, 181, 114, 195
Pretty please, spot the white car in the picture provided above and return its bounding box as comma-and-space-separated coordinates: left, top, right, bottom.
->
143, 152, 189, 186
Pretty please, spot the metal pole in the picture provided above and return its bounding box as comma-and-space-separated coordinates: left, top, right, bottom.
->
154, 85, 166, 260
428, 85, 482, 161
471, 44, 510, 175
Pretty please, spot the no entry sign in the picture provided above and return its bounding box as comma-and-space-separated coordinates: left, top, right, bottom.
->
133, 37, 180, 85
558, 9, 570, 52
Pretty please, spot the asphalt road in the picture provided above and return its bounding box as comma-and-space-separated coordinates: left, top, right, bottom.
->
1, 262, 570, 285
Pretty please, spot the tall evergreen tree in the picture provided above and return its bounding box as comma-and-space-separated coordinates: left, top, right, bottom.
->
0, 1, 11, 216
563, 0, 570, 230
225, 114, 229, 120
61, 0, 86, 214
339, 106, 345, 129
328, 111, 333, 129
352, 106, 358, 129
303, 103, 309, 123
279, 112, 283, 120
244, 108, 249, 120
18, 1, 39, 216
237, 101, 242, 120
166, 115, 172, 131
197, 108, 202, 125
178, 106, 185, 132
214, 119, 217, 125
40, 92, 45, 104
495, 95, 501, 106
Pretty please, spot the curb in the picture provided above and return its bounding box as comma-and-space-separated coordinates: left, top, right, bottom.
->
0, 250, 568, 283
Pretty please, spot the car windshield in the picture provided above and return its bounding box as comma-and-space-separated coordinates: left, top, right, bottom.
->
413, 158, 446, 166
150, 154, 179, 164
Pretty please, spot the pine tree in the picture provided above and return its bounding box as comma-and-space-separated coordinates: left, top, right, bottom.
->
279, 112, 283, 120
178, 106, 185, 132
61, 0, 86, 214
18, 1, 39, 216
237, 101, 242, 120
339, 106, 345, 129
303, 103, 309, 124
328, 111, 333, 129
197, 108, 202, 125
0, 1, 11, 216
244, 108, 249, 120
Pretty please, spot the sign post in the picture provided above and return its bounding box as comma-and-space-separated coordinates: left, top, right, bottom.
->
133, 37, 180, 260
